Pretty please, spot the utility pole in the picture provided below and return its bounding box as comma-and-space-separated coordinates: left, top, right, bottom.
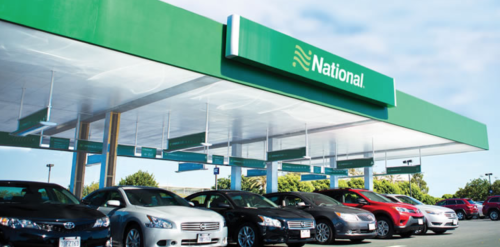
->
46, 164, 55, 183
485, 173, 493, 194
403, 160, 413, 197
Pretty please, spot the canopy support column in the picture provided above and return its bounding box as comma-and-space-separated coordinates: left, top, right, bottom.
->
266, 138, 278, 193
70, 118, 89, 199
99, 112, 121, 188
230, 143, 242, 190
364, 139, 375, 190
329, 158, 338, 189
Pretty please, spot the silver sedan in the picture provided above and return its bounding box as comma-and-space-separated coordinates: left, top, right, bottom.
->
83, 186, 228, 247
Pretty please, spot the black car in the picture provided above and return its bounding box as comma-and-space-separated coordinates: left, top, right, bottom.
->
265, 192, 377, 244
0, 181, 111, 247
186, 190, 316, 247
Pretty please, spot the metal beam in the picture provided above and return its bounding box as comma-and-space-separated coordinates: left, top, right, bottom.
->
44, 76, 219, 135
70, 121, 89, 199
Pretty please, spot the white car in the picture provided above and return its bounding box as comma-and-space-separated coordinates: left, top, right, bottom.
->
384, 194, 459, 235
84, 186, 228, 247
474, 201, 485, 218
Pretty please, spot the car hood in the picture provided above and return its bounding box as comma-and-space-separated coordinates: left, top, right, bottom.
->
317, 205, 373, 215
415, 204, 453, 212
0, 203, 104, 220
242, 207, 314, 220
134, 205, 224, 222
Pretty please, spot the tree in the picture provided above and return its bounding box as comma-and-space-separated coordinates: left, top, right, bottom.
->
374, 180, 402, 194
83, 182, 100, 197
212, 177, 231, 190
442, 194, 455, 199
411, 173, 429, 194
118, 170, 159, 187
454, 178, 490, 201
278, 173, 315, 192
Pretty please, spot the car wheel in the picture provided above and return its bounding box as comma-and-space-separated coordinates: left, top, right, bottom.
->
456, 211, 465, 220
350, 239, 364, 243
286, 244, 305, 247
490, 210, 499, 221
124, 224, 143, 247
415, 223, 427, 235
237, 223, 260, 247
376, 216, 394, 239
433, 230, 446, 235
315, 219, 335, 245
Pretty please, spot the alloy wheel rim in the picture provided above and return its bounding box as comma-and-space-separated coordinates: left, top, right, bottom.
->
238, 226, 255, 247
126, 229, 141, 247
377, 220, 389, 237
315, 223, 330, 243
457, 212, 464, 220
492, 211, 499, 220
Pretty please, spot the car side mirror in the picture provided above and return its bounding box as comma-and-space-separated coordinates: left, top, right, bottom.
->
358, 198, 369, 205
81, 199, 90, 205
297, 202, 310, 208
217, 203, 232, 209
106, 200, 121, 207
189, 202, 195, 207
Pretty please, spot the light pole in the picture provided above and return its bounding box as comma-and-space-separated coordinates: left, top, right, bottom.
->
403, 160, 413, 197
46, 164, 54, 183
485, 173, 493, 194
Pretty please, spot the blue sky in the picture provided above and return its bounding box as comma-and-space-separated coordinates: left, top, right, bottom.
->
1, 1, 500, 197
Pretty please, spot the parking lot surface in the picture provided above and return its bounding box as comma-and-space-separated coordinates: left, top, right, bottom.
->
272, 219, 499, 247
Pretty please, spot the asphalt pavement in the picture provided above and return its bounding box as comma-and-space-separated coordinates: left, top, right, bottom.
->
279, 219, 499, 247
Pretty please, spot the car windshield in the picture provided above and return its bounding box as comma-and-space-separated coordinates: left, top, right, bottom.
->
0, 185, 80, 205
302, 193, 342, 206
124, 189, 190, 207
468, 199, 475, 204
396, 195, 424, 205
359, 191, 393, 203
229, 193, 278, 208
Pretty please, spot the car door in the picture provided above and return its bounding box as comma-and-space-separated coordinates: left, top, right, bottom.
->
97, 189, 126, 240
446, 200, 457, 211
206, 193, 234, 224
342, 191, 365, 209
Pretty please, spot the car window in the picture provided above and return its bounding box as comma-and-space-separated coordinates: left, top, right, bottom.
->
457, 200, 465, 205
284, 196, 304, 207
359, 191, 393, 203
87, 191, 108, 207
0, 185, 79, 205
385, 196, 399, 203
124, 189, 190, 207
190, 194, 207, 207
302, 193, 341, 206
207, 195, 230, 209
446, 200, 456, 205
105, 190, 124, 207
490, 197, 499, 203
229, 193, 278, 208
396, 196, 423, 205
467, 199, 475, 204
436, 200, 446, 206
327, 192, 343, 202
344, 192, 361, 204
266, 196, 281, 206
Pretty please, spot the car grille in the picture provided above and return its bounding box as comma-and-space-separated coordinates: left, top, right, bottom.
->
287, 220, 314, 229
181, 222, 220, 231
181, 239, 219, 245
357, 214, 375, 222
36, 221, 94, 233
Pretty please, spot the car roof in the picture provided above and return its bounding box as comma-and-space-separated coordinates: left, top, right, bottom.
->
265, 191, 314, 196
317, 188, 370, 192
0, 180, 63, 187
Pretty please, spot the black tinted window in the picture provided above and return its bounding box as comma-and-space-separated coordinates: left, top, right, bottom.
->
436, 200, 446, 206
457, 200, 465, 205
447, 200, 456, 205
0, 185, 79, 205
283, 196, 304, 207
124, 189, 190, 207
490, 197, 499, 203
266, 196, 281, 206
344, 192, 361, 204
86, 191, 108, 207
189, 194, 207, 207
207, 195, 230, 209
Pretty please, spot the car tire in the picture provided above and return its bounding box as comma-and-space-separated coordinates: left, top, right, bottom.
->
286, 244, 305, 247
415, 223, 427, 235
400, 232, 413, 238
124, 224, 143, 247
236, 223, 261, 247
376, 216, 394, 239
350, 239, 364, 243
433, 230, 446, 235
315, 219, 335, 245
489, 210, 499, 221
456, 211, 465, 220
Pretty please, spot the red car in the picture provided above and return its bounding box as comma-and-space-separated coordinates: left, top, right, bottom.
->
316, 188, 425, 239
482, 195, 500, 221
435, 198, 479, 220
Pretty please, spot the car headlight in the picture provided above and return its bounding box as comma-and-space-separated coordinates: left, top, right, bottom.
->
425, 210, 443, 215
0, 217, 41, 229
394, 207, 411, 213
146, 215, 175, 229
335, 213, 359, 222
258, 215, 281, 227
93, 216, 110, 228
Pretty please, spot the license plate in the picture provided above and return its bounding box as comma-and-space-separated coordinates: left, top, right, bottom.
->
197, 233, 211, 243
368, 223, 376, 230
418, 219, 423, 225
59, 237, 81, 247
453, 219, 458, 225
300, 230, 310, 238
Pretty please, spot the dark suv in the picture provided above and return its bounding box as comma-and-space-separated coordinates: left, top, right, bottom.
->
482, 195, 500, 221
186, 190, 316, 247
265, 192, 377, 244
0, 181, 111, 247
435, 198, 479, 220
316, 188, 425, 239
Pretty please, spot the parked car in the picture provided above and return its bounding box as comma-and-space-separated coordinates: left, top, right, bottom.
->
316, 188, 425, 239
84, 186, 228, 247
473, 201, 485, 218
435, 198, 479, 220
384, 194, 458, 235
0, 181, 111, 247
482, 195, 500, 221
186, 190, 316, 247
264, 192, 377, 244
